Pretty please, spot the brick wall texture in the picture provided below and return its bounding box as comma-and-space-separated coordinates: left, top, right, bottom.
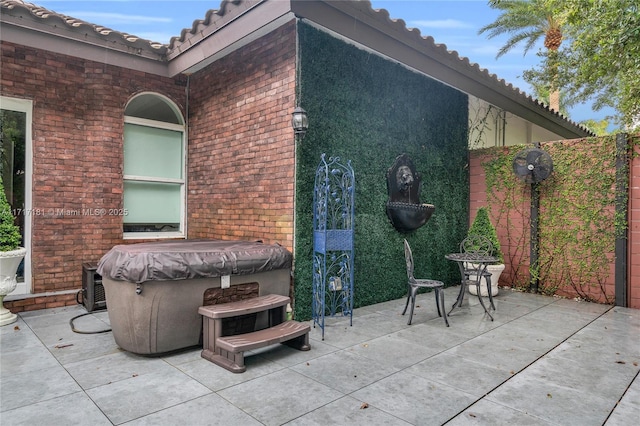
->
470, 142, 640, 309
186, 20, 297, 248
1, 20, 297, 312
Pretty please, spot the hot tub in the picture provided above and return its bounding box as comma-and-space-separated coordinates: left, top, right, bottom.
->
97, 240, 292, 355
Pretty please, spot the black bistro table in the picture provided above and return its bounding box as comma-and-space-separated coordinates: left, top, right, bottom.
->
445, 252, 499, 321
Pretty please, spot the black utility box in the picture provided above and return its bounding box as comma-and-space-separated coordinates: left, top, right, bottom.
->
81, 263, 106, 312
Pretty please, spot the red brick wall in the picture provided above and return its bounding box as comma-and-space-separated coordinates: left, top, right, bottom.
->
469, 151, 530, 288
1, 21, 297, 313
470, 138, 640, 308
187, 20, 297, 250
1, 41, 187, 311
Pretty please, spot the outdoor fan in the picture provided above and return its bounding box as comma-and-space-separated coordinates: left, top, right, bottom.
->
512, 147, 554, 184
512, 146, 554, 293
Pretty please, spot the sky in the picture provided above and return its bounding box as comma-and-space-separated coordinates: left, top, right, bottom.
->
33, 0, 613, 126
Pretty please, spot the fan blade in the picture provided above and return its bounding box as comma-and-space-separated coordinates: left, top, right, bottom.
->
514, 164, 531, 177
526, 150, 540, 165
532, 165, 549, 182
513, 155, 527, 166
513, 153, 531, 177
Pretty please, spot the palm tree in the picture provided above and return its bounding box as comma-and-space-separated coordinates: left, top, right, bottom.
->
479, 0, 563, 111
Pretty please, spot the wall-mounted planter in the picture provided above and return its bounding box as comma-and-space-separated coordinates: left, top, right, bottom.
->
386, 202, 435, 233
386, 154, 434, 232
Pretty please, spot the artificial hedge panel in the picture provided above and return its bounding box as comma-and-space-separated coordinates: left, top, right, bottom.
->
294, 23, 469, 320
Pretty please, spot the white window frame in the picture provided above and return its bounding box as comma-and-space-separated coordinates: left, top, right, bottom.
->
123, 111, 186, 240
1, 96, 33, 295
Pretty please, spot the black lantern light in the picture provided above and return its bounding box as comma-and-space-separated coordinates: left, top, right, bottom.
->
291, 107, 308, 138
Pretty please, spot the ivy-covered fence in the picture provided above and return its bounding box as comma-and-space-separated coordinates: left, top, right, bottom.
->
471, 135, 634, 304
293, 23, 470, 320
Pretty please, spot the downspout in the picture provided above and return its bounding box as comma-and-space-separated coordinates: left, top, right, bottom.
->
184, 74, 190, 238
293, 20, 301, 238
614, 133, 629, 307
501, 110, 506, 146
530, 141, 541, 293
494, 109, 506, 147
292, 18, 301, 304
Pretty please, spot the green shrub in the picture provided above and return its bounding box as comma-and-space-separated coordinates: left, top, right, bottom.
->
0, 177, 22, 251
468, 206, 503, 262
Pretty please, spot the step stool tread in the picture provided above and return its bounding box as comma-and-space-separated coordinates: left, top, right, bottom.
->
216, 320, 310, 353
198, 294, 290, 319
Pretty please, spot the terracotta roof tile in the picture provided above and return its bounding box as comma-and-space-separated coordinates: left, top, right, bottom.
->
360, 0, 592, 135
0, 0, 594, 135
167, 0, 256, 52
0, 0, 167, 52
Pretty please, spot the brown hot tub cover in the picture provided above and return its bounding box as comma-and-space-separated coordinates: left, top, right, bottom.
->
97, 240, 292, 283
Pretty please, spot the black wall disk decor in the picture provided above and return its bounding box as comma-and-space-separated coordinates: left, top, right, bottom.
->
385, 154, 435, 232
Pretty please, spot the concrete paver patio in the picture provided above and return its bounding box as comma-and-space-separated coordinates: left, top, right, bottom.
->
1, 286, 638, 425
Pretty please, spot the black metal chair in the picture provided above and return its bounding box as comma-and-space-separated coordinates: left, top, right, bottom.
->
402, 239, 449, 326
460, 235, 495, 311
460, 234, 494, 257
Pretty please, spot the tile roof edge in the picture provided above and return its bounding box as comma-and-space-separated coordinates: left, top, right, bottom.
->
0, 0, 167, 54
0, 0, 596, 136
359, 0, 594, 136
167, 0, 261, 51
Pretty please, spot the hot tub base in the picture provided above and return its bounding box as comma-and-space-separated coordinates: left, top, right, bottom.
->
103, 269, 290, 355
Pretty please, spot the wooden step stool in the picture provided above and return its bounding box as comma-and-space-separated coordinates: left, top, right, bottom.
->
198, 294, 310, 373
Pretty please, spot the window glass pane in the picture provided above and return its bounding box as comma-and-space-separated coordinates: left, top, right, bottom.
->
124, 124, 183, 179
123, 181, 181, 225
1, 108, 26, 281
125, 94, 182, 124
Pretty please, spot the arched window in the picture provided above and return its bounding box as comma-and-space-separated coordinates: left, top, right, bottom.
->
123, 93, 185, 238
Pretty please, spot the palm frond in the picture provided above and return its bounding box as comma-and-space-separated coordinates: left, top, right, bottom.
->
479, 0, 561, 58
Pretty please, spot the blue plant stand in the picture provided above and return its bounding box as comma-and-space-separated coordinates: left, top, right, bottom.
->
312, 154, 355, 340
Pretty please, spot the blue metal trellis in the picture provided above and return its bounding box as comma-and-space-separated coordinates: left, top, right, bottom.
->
312, 154, 355, 340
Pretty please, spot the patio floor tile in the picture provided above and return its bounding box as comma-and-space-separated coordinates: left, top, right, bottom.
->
217, 369, 343, 426
1, 287, 637, 425
486, 375, 615, 426
291, 348, 399, 393
0, 364, 82, 412
0, 392, 112, 426
123, 393, 263, 426
445, 398, 555, 425
350, 371, 478, 425
286, 395, 413, 425
85, 368, 212, 425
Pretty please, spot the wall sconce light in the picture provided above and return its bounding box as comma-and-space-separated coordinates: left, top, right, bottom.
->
291, 107, 308, 139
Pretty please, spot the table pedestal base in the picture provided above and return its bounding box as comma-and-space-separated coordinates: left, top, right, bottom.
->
449, 280, 495, 321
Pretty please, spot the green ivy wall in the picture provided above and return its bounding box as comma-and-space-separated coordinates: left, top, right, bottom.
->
476, 137, 621, 303
293, 23, 469, 320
